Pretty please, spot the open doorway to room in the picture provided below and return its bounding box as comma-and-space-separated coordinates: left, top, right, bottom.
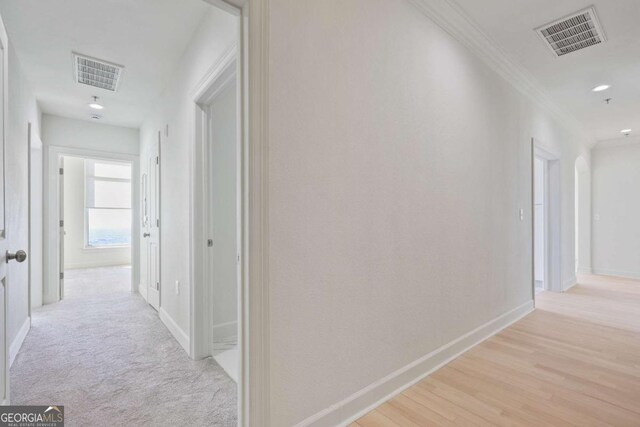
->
191, 44, 241, 385
532, 141, 562, 295
60, 156, 133, 299
575, 156, 591, 276
533, 156, 547, 294
5, 0, 254, 423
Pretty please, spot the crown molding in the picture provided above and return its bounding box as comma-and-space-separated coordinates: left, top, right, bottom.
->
408, 0, 595, 145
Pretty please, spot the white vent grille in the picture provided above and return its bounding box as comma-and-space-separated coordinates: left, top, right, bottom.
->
535, 7, 606, 57
73, 53, 124, 91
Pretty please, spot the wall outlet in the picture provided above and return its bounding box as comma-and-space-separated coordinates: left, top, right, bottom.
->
175, 280, 180, 295
519, 208, 524, 221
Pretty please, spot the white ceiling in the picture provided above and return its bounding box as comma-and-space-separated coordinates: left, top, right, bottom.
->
0, 0, 210, 128
452, 0, 640, 143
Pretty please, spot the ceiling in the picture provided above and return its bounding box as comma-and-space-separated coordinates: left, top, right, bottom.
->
0, 0, 210, 128
452, 0, 640, 143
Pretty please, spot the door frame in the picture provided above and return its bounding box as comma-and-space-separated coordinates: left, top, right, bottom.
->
532, 139, 562, 294
43, 146, 140, 303
194, 0, 270, 425
0, 11, 9, 406
191, 44, 237, 361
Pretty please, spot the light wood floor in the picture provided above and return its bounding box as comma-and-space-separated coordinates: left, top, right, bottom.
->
351, 275, 640, 427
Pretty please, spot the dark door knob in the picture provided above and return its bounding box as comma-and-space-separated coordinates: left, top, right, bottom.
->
6, 250, 27, 263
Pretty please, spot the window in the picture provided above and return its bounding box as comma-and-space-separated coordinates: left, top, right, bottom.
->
85, 159, 132, 247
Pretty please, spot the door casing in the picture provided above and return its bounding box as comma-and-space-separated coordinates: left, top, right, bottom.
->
43, 146, 140, 304
532, 139, 562, 295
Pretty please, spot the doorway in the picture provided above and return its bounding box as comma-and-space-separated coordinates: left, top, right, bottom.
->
532, 141, 562, 294
44, 147, 140, 304
533, 156, 547, 293
60, 156, 133, 298
575, 156, 591, 275
191, 50, 241, 383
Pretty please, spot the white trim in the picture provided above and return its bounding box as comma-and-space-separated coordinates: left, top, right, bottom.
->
576, 267, 592, 275
0, 10, 10, 405
212, 321, 238, 342
159, 307, 190, 353
562, 276, 577, 292
44, 145, 140, 304
294, 301, 534, 427
408, 0, 594, 146
9, 317, 30, 367
244, 0, 270, 424
592, 269, 640, 280
138, 282, 148, 301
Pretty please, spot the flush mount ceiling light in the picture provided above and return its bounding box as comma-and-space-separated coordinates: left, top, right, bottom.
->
88, 96, 103, 110
620, 129, 632, 135
592, 84, 610, 92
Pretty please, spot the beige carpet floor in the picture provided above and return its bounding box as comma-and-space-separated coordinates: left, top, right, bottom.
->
11, 266, 237, 426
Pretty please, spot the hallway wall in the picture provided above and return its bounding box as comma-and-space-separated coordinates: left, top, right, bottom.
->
592, 142, 640, 279
265, 0, 591, 424
138, 7, 237, 349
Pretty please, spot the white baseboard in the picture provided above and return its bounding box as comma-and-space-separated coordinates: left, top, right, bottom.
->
139, 283, 148, 301
576, 267, 592, 275
64, 261, 131, 270
212, 321, 237, 342
10, 317, 31, 367
159, 308, 190, 355
562, 276, 577, 292
592, 268, 640, 280
294, 300, 535, 427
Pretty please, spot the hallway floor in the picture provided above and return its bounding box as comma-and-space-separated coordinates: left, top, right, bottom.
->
352, 275, 640, 426
11, 266, 237, 426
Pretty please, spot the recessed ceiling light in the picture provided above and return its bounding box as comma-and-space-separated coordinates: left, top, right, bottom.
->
620, 129, 632, 134
88, 96, 103, 110
592, 84, 610, 92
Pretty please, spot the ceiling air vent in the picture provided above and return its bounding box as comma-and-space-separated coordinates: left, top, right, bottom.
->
535, 7, 606, 57
73, 52, 124, 91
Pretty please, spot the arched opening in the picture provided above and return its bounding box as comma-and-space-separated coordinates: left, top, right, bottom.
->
575, 156, 591, 275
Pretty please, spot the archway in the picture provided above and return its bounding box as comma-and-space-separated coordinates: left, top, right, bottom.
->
575, 156, 591, 275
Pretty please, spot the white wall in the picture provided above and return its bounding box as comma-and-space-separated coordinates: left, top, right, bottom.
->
138, 7, 237, 345
592, 143, 640, 278
62, 156, 131, 270
266, 0, 590, 424
5, 39, 41, 362
29, 129, 43, 308
42, 114, 139, 155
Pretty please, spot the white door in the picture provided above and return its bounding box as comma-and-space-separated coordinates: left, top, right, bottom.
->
146, 136, 160, 310
58, 157, 65, 300
0, 34, 8, 404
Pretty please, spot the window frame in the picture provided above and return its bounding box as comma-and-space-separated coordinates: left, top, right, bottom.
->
84, 158, 133, 249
